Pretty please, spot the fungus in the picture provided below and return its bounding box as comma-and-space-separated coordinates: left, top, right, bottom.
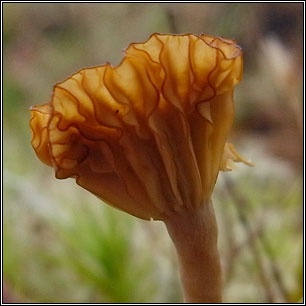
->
30, 33, 252, 303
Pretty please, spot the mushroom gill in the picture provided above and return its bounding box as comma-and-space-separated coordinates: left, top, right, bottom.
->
30, 33, 249, 221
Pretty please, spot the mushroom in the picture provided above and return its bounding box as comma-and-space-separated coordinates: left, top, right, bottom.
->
30, 33, 252, 303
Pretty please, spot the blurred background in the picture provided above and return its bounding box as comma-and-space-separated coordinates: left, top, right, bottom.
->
3, 3, 303, 303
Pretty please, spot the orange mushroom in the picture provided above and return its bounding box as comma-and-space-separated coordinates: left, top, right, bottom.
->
30, 33, 251, 303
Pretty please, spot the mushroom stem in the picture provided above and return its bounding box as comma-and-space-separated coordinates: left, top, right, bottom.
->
164, 200, 222, 303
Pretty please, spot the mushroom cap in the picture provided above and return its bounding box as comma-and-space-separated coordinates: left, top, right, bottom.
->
30, 33, 248, 221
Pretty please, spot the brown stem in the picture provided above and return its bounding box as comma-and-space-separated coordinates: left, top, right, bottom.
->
164, 201, 222, 303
